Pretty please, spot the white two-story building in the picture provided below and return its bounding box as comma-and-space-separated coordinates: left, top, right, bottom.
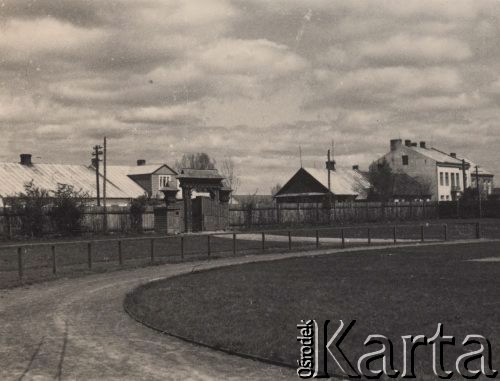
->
372, 139, 493, 201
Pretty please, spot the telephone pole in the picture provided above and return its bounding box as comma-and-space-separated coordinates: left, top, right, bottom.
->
476, 165, 482, 218
92, 144, 103, 206
103, 137, 107, 231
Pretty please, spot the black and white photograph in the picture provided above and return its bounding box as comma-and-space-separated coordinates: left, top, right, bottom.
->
0, 1, 499, 379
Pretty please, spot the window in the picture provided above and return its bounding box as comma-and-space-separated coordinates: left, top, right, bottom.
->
445, 173, 449, 186
446, 195, 450, 200
158, 175, 171, 188
451, 173, 455, 187
440, 172, 444, 186
402, 155, 409, 165
440, 195, 445, 200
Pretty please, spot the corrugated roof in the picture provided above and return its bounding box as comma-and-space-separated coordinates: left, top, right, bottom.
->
98, 165, 148, 196
127, 164, 173, 176
410, 147, 463, 164
303, 167, 370, 198
0, 163, 145, 199
451, 156, 493, 176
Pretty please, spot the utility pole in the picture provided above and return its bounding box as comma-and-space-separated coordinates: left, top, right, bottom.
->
92, 144, 103, 206
462, 159, 467, 190
476, 165, 482, 218
103, 137, 107, 231
327, 149, 331, 194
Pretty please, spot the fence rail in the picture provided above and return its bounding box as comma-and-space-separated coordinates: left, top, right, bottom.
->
0, 221, 494, 288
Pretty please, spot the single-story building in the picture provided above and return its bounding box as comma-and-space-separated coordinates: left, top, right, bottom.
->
0, 154, 176, 207
274, 162, 370, 207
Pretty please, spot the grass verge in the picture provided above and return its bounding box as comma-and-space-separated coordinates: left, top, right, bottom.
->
124, 242, 500, 378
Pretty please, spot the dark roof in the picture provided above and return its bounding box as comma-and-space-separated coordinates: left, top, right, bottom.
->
176, 168, 224, 179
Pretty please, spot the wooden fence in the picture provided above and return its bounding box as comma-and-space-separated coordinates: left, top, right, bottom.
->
229, 201, 439, 228
1, 201, 441, 237
0, 206, 154, 238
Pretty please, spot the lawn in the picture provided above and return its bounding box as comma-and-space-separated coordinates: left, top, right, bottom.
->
125, 242, 500, 379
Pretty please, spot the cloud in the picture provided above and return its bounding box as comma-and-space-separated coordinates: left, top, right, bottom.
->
359, 35, 472, 66
1, 0, 500, 190
0, 17, 105, 62
118, 104, 202, 125
200, 38, 307, 77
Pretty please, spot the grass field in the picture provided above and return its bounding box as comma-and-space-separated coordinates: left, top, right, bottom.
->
125, 242, 500, 379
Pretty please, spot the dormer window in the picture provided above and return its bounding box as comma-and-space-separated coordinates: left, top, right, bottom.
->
159, 175, 171, 189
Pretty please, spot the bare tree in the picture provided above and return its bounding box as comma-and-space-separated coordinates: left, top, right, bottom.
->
175, 153, 216, 170
270, 183, 282, 196
220, 156, 240, 194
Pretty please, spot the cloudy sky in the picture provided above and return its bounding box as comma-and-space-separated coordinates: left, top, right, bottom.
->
1, 0, 500, 193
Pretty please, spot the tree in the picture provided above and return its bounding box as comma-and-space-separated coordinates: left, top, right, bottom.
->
368, 159, 395, 202
9, 181, 51, 237
220, 157, 240, 194
130, 196, 148, 232
50, 183, 89, 235
270, 183, 282, 196
175, 153, 216, 170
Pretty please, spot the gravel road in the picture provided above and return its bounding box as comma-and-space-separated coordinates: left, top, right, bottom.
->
0, 253, 302, 381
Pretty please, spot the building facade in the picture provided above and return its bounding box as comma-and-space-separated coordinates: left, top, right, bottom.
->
373, 139, 494, 201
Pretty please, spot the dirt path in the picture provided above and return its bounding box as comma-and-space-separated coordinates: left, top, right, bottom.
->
0, 240, 492, 380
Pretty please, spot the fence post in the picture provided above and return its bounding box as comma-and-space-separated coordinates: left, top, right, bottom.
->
51, 245, 57, 275
367, 227, 371, 246
476, 222, 481, 239
261, 232, 265, 253
118, 240, 123, 266
180, 236, 184, 261
232, 233, 237, 256
315, 230, 319, 248
288, 231, 292, 250
150, 238, 155, 263
341, 228, 345, 248
207, 235, 211, 258
17, 247, 23, 280
420, 225, 425, 242
443, 224, 448, 241
87, 242, 92, 269
6, 212, 12, 240
393, 226, 397, 244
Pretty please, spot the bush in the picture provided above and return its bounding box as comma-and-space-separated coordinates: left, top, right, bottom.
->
9, 181, 51, 237
130, 196, 148, 232
49, 184, 88, 235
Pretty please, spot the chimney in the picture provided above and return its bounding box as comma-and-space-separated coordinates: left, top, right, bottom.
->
325, 160, 336, 171
450, 153, 456, 158
411, 142, 417, 147
404, 139, 412, 147
390, 139, 402, 151
20, 154, 32, 166
352, 165, 359, 170
420, 141, 426, 148
137, 159, 146, 166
